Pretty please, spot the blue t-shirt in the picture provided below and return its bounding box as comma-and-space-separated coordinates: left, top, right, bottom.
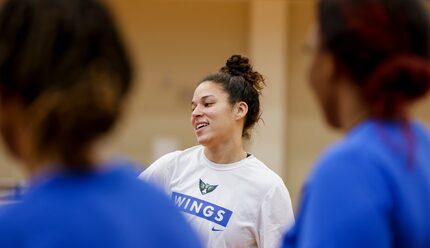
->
282, 119, 430, 248
0, 160, 202, 248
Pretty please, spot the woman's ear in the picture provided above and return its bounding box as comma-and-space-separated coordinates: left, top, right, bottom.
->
234, 101, 248, 120
0, 95, 32, 160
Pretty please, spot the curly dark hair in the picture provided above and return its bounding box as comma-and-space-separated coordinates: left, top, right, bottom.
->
318, 0, 430, 119
200, 54, 265, 139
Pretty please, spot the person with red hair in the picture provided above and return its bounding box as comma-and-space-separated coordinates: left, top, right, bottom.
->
282, 0, 430, 247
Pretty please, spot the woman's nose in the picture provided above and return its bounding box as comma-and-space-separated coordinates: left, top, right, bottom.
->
191, 105, 202, 117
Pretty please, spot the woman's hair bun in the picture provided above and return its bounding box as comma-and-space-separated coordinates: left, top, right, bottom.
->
364, 55, 430, 118
220, 54, 265, 91
221, 54, 252, 77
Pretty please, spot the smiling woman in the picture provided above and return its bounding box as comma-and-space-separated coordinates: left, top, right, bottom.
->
0, 0, 202, 247
140, 54, 295, 248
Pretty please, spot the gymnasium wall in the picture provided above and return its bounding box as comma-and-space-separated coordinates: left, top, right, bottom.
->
1, 0, 430, 208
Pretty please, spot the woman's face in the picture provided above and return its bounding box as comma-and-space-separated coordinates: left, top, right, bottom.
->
308, 29, 341, 128
191, 81, 238, 146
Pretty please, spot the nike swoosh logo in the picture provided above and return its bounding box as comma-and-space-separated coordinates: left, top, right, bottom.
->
211, 227, 224, 232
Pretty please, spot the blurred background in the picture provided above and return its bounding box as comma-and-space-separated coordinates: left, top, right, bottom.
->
0, 0, 429, 208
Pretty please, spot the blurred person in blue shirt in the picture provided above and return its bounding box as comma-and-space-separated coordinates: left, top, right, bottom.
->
282, 0, 430, 247
0, 0, 201, 247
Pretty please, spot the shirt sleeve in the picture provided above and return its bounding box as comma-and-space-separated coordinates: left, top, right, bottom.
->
282, 150, 393, 248
138, 151, 180, 194
258, 180, 295, 248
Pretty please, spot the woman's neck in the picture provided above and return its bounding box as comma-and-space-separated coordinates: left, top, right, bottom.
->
337, 78, 370, 132
204, 140, 246, 164
25, 143, 104, 177
26, 158, 58, 178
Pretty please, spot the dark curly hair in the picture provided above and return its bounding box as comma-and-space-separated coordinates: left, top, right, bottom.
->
200, 55, 265, 139
318, 0, 430, 119
0, 0, 132, 170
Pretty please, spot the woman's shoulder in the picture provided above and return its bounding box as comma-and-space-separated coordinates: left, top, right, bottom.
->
0, 200, 34, 241
412, 120, 430, 142
247, 155, 282, 175
312, 137, 376, 176
314, 119, 429, 175
243, 155, 287, 190
306, 127, 394, 194
139, 145, 203, 179
153, 145, 202, 165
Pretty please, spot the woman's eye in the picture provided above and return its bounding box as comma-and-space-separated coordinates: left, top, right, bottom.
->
204, 103, 213, 107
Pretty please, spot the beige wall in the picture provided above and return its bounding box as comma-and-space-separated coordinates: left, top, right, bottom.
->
249, 0, 288, 180
106, 0, 250, 166
1, 0, 430, 208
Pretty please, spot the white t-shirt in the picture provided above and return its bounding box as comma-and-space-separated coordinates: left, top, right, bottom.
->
139, 145, 294, 248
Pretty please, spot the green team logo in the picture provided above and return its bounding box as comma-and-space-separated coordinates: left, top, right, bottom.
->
199, 179, 218, 195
